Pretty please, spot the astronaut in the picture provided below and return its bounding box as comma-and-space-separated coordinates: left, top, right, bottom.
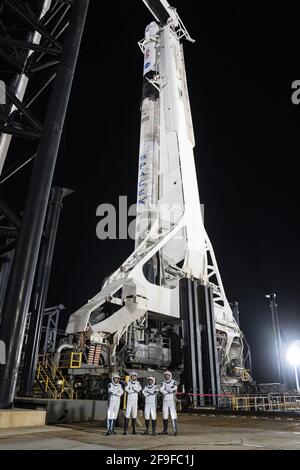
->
142, 376, 158, 435
105, 373, 124, 435
159, 370, 178, 435
124, 372, 142, 435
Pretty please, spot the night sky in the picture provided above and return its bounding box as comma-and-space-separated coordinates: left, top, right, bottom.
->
3, 1, 300, 384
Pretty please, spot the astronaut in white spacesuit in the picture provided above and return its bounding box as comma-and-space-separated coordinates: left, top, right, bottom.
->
106, 373, 124, 435
159, 371, 178, 435
142, 376, 158, 435
124, 372, 142, 435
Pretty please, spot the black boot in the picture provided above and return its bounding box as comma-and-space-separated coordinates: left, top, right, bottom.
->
132, 418, 137, 435
143, 419, 150, 435
159, 419, 168, 435
172, 419, 177, 436
112, 419, 117, 434
105, 419, 112, 436
123, 417, 128, 435
152, 419, 157, 436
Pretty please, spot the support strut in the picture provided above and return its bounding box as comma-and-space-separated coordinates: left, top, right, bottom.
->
0, 0, 89, 409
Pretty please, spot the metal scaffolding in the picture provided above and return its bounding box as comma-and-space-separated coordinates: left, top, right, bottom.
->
0, 0, 89, 408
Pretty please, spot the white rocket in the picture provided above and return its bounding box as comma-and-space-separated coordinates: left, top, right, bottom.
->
66, 0, 245, 381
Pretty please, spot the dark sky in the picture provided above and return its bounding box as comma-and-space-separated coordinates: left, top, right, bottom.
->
3, 1, 300, 384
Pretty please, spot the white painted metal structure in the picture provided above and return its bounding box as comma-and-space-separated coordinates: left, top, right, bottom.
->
66, 1, 245, 382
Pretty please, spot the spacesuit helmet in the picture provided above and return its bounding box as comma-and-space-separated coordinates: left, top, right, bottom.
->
112, 373, 120, 384
164, 371, 172, 382
147, 376, 155, 386
130, 372, 138, 382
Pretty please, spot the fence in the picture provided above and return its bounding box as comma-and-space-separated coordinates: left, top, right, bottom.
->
177, 392, 300, 412
231, 394, 300, 412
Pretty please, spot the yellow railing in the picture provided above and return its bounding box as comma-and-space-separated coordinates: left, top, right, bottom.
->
123, 375, 130, 410
59, 351, 82, 369
231, 394, 300, 412
233, 367, 253, 383
69, 352, 82, 369
241, 369, 252, 382
50, 358, 76, 399
36, 362, 58, 399
36, 355, 77, 399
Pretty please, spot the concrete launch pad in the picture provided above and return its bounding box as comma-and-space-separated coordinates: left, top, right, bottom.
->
0, 414, 300, 450
0, 409, 46, 429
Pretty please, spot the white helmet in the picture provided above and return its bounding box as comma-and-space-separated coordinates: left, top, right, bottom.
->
112, 373, 120, 382
147, 376, 155, 385
130, 372, 138, 381
164, 371, 172, 382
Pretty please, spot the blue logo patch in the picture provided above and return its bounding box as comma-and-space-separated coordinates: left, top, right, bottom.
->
144, 62, 151, 70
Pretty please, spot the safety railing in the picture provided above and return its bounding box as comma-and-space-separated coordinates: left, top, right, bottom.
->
240, 369, 252, 382
59, 351, 82, 369
231, 394, 300, 412
35, 354, 77, 399
36, 362, 59, 399
177, 392, 300, 413
177, 392, 232, 409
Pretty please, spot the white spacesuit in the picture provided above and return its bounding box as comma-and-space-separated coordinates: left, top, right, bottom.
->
142, 376, 158, 435
124, 372, 142, 435
105, 373, 124, 435
159, 371, 178, 435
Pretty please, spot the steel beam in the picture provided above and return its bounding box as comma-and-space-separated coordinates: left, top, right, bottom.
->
0, 200, 21, 229
19, 187, 71, 397
0, 0, 89, 409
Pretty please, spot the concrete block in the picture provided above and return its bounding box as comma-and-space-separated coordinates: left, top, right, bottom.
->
0, 409, 46, 429
14, 398, 108, 424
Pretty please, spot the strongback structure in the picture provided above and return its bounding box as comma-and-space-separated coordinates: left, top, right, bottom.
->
66, 0, 250, 396
0, 0, 89, 408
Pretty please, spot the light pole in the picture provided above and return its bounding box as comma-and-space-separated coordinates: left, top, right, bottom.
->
266, 293, 284, 384
286, 341, 300, 393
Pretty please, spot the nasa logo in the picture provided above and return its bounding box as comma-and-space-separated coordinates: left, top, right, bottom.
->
144, 62, 151, 70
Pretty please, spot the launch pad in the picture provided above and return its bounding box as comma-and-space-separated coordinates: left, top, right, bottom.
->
0, 0, 254, 409
0, 414, 300, 450
0, 1, 297, 453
